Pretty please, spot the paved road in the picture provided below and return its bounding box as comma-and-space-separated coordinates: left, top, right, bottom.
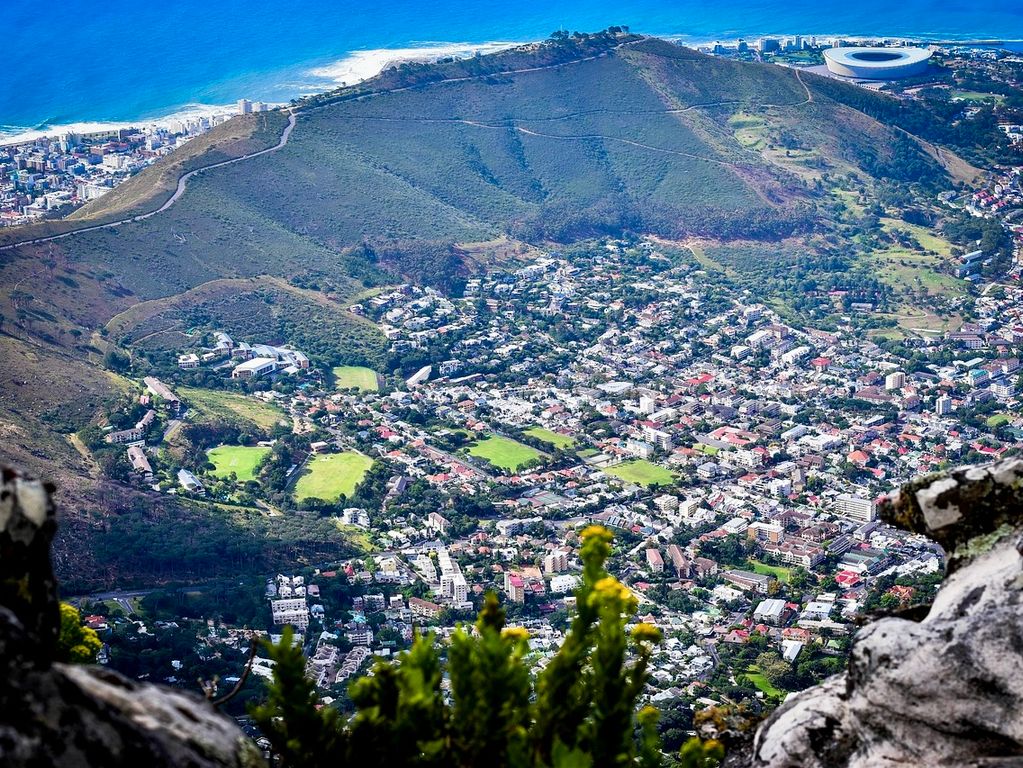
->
0, 109, 296, 253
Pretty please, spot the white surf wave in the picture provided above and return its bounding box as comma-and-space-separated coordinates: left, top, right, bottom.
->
306, 41, 524, 86
0, 102, 248, 147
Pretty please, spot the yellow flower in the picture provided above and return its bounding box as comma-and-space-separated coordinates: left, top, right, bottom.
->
502, 627, 530, 643
631, 623, 662, 644
590, 576, 638, 613
580, 525, 613, 544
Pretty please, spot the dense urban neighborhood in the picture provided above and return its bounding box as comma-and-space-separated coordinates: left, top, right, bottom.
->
80, 180, 1022, 723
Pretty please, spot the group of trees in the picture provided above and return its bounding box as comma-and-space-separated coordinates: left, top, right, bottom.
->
251, 526, 724, 767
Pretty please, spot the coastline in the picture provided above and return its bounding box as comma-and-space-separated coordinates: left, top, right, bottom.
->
0, 103, 241, 148
4, 31, 1021, 148
0, 41, 522, 147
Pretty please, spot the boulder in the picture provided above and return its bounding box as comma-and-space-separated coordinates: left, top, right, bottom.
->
0, 466, 264, 767
749, 458, 1023, 767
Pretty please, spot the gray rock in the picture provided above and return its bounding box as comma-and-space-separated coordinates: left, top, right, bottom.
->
0, 466, 265, 768
750, 459, 1023, 767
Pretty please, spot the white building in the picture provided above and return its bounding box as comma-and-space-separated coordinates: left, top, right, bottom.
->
885, 371, 906, 391
271, 598, 309, 630
232, 357, 277, 379
834, 493, 876, 523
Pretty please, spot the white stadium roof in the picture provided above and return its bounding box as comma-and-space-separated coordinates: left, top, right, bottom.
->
823, 47, 932, 80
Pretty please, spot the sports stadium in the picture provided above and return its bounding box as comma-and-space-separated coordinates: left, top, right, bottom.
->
823, 47, 932, 79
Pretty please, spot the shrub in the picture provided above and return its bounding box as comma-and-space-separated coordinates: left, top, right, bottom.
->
56, 602, 102, 664
251, 526, 676, 767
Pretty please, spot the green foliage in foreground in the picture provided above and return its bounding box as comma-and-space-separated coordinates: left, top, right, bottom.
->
57, 602, 102, 664
252, 526, 721, 767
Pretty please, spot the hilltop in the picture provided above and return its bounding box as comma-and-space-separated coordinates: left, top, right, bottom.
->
0, 31, 980, 587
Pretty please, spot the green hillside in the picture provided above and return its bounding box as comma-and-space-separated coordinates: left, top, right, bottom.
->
0, 35, 957, 356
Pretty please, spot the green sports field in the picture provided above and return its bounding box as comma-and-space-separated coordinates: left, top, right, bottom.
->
332, 365, 380, 392
750, 560, 792, 583
524, 427, 576, 449
745, 668, 784, 698
294, 452, 374, 501
467, 435, 542, 472
603, 460, 675, 487
207, 445, 271, 482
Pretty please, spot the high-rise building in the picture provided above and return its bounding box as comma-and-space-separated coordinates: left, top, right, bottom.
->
834, 493, 876, 523
544, 550, 568, 574
935, 394, 953, 416
885, 371, 906, 390
504, 573, 525, 603
237, 99, 252, 115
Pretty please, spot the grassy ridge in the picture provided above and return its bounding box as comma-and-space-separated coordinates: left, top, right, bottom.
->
180, 387, 284, 431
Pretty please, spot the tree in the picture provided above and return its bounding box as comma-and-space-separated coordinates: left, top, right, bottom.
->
251, 526, 664, 767
56, 603, 102, 664
249, 627, 346, 766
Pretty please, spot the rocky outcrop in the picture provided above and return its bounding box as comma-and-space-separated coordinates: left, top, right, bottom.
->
0, 467, 264, 768
749, 458, 1023, 768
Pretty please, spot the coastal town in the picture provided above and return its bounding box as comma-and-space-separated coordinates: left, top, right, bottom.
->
0, 99, 269, 227
79, 157, 1023, 720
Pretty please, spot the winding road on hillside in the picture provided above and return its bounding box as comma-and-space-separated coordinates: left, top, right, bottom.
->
0, 109, 297, 252
0, 44, 816, 253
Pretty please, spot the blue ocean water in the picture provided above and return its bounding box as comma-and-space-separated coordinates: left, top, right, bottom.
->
3, 0, 1023, 138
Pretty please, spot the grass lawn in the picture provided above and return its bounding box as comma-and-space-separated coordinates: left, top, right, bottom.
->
603, 460, 675, 487
869, 248, 964, 298
467, 435, 543, 472
333, 365, 380, 392
102, 597, 143, 616
746, 668, 784, 698
987, 414, 1010, 428
294, 452, 373, 501
880, 218, 954, 257
180, 386, 284, 431
524, 427, 576, 449
332, 521, 375, 552
951, 90, 1005, 104
750, 560, 792, 583
832, 188, 865, 217
207, 445, 270, 482
729, 112, 769, 150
